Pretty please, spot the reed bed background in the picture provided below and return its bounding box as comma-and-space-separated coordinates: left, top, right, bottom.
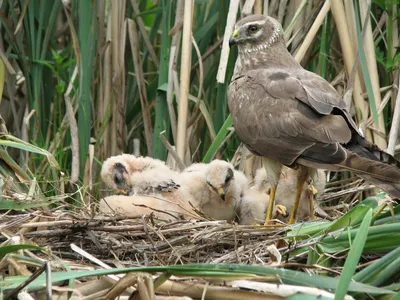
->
0, 0, 400, 299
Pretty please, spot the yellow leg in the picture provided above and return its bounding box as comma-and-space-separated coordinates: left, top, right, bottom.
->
264, 185, 277, 225
288, 176, 307, 225
308, 191, 316, 220
308, 184, 317, 220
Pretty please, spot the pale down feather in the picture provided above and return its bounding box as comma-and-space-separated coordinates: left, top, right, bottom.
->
238, 167, 326, 224
274, 167, 326, 222
179, 160, 249, 221
99, 157, 249, 222
98, 195, 196, 221
100, 154, 180, 196
238, 168, 287, 225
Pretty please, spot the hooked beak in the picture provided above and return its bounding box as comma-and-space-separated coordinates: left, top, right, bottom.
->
229, 29, 238, 47
217, 187, 227, 201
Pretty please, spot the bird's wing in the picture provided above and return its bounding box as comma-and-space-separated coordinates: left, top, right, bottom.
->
259, 68, 361, 134
129, 169, 180, 195
228, 70, 352, 166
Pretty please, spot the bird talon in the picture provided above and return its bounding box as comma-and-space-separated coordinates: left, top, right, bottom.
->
275, 204, 288, 217
308, 184, 318, 195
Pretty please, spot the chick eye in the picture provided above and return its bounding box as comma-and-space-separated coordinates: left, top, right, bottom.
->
114, 162, 127, 173
225, 175, 232, 184
248, 25, 259, 33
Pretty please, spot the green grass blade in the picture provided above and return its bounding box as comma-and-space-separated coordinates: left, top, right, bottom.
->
354, 1, 378, 123
353, 246, 400, 284
0, 198, 56, 210
76, 0, 97, 174
0, 263, 394, 295
0, 58, 4, 101
287, 197, 380, 238
284, 0, 309, 34
0, 147, 31, 181
39, 0, 62, 60
0, 134, 59, 169
0, 245, 43, 258
202, 114, 232, 163
390, 292, 400, 300
334, 209, 372, 300
318, 15, 329, 77
370, 256, 400, 287
152, 0, 171, 159
319, 223, 400, 253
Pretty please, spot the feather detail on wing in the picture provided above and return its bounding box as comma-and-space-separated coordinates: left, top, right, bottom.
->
228, 72, 352, 166
336, 150, 400, 197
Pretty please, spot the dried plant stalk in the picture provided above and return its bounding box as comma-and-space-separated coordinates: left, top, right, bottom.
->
110, 0, 127, 154
130, 0, 160, 68
176, 0, 194, 160
254, 0, 262, 14
64, 67, 79, 183
294, 0, 330, 63
128, 18, 153, 153
99, 7, 113, 160
217, 0, 241, 84
167, 0, 184, 144
330, 1, 368, 131
359, 0, 386, 148
242, 0, 256, 16
387, 73, 400, 155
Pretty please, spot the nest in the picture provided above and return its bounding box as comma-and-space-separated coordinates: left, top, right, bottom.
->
0, 176, 374, 299
2, 210, 287, 265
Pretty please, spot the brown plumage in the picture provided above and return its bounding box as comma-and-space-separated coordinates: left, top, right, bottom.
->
228, 14, 400, 224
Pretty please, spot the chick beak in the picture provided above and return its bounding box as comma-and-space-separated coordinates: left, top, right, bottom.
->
217, 187, 226, 201
229, 29, 238, 47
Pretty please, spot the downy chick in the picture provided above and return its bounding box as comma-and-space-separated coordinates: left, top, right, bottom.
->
179, 160, 248, 221
98, 194, 193, 221
238, 168, 287, 225
101, 154, 179, 195
274, 167, 327, 222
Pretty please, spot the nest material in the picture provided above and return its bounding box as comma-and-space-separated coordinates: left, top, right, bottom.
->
0, 175, 374, 265
0, 176, 374, 299
2, 210, 287, 266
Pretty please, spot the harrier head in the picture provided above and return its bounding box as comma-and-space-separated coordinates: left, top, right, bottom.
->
229, 14, 283, 52
205, 160, 235, 201
101, 154, 135, 194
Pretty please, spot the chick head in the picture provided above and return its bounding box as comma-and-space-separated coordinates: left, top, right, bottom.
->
101, 154, 141, 194
205, 160, 235, 201
253, 168, 270, 192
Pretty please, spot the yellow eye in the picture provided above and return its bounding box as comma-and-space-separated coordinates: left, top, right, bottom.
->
248, 25, 258, 33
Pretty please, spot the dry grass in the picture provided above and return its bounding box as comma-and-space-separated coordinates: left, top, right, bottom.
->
1, 0, 400, 298
0, 189, 356, 299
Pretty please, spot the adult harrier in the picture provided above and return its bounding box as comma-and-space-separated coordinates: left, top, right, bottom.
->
228, 14, 400, 224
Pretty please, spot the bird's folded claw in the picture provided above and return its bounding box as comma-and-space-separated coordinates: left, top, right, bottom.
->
308, 184, 318, 195
275, 204, 288, 217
